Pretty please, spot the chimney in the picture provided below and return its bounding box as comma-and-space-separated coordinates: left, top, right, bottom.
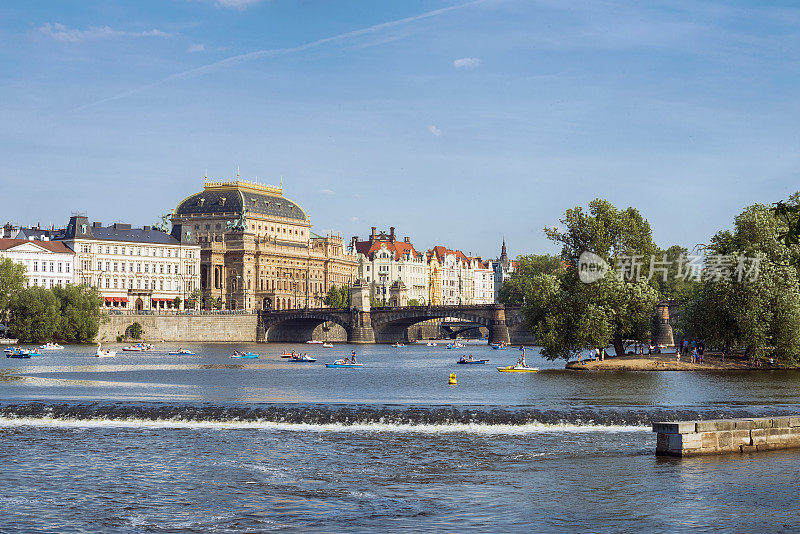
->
92, 222, 102, 228
371, 226, 376, 240
404, 236, 410, 243
389, 227, 395, 242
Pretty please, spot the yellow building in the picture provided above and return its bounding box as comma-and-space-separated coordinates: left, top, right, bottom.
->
171, 177, 357, 311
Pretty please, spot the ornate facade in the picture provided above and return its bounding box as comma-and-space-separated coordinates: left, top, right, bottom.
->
172, 177, 357, 311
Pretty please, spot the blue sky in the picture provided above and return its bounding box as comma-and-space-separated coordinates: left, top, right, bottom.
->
1, 0, 799, 259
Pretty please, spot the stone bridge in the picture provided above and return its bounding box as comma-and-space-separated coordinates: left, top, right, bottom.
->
257, 304, 533, 345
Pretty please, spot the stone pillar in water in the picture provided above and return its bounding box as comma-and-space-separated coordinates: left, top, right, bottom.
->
349, 279, 375, 343
654, 300, 675, 347
488, 304, 511, 345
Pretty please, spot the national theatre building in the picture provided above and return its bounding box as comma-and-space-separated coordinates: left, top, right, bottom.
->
171, 177, 357, 311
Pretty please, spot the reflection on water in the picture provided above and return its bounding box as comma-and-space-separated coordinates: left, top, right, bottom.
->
4, 342, 800, 532
5, 343, 800, 407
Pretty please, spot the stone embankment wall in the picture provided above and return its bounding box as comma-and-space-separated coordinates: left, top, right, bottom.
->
97, 313, 258, 343
654, 416, 800, 456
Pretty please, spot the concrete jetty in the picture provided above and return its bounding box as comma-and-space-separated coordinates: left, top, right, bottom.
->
654, 416, 800, 456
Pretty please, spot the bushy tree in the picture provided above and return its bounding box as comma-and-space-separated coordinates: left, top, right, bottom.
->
172, 296, 182, 309
188, 289, 202, 309
498, 254, 562, 305
681, 203, 800, 363
52, 284, 103, 342
407, 298, 421, 307
338, 285, 351, 308
9, 286, 60, 343
0, 258, 26, 326
128, 322, 143, 339
324, 285, 342, 308
525, 199, 660, 360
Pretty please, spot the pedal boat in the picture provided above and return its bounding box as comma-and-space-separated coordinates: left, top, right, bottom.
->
497, 365, 538, 372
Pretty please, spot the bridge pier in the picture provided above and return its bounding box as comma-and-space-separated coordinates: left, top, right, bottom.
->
349, 309, 375, 344
488, 305, 511, 345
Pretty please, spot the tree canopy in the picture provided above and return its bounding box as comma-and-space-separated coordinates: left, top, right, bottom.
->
9, 286, 60, 343
524, 199, 660, 360
681, 202, 800, 363
0, 258, 26, 326
498, 254, 562, 305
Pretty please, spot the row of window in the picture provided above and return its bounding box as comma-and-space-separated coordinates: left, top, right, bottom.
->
28, 279, 70, 288
79, 244, 193, 258
82, 261, 195, 275
24, 260, 70, 274
94, 277, 195, 292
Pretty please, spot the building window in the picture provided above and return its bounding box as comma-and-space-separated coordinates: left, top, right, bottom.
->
33, 261, 38, 272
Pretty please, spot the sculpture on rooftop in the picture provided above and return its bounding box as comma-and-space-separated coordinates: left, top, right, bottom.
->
226, 209, 248, 232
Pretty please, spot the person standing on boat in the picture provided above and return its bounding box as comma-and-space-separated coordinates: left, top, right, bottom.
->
351, 350, 357, 364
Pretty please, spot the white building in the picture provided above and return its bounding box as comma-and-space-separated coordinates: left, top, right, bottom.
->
58, 216, 201, 311
352, 227, 429, 305
426, 246, 494, 305
0, 238, 75, 288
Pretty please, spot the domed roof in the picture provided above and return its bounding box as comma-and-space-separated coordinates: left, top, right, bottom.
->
174, 180, 308, 221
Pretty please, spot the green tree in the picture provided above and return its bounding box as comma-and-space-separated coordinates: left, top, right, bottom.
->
652, 245, 697, 300
324, 285, 342, 308
172, 296, 182, 309
9, 286, 60, 343
188, 289, 202, 309
526, 199, 660, 360
128, 322, 143, 339
407, 298, 421, 307
338, 285, 351, 308
681, 203, 800, 363
498, 254, 562, 305
0, 258, 26, 326
773, 192, 800, 249
52, 284, 103, 343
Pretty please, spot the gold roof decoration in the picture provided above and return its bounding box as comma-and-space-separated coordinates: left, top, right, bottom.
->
204, 178, 283, 196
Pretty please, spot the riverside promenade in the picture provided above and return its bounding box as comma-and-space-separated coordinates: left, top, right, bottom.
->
654, 416, 800, 456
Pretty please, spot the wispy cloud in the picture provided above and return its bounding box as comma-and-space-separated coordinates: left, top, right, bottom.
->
349, 216, 359, 223
37, 22, 171, 43
428, 125, 443, 136
74, 0, 487, 110
213, 0, 266, 9
319, 188, 335, 195
187, 43, 206, 53
454, 57, 481, 68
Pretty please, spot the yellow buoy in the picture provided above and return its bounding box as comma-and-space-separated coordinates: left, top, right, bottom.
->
448, 373, 457, 385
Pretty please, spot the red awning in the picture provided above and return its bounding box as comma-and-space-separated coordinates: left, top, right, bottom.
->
120, 297, 129, 303
104, 297, 114, 302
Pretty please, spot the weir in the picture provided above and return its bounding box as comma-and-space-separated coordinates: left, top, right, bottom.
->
653, 416, 800, 456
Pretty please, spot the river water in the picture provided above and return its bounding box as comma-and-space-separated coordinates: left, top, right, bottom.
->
2, 342, 800, 532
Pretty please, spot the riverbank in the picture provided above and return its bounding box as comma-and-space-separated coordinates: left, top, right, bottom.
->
566, 352, 789, 371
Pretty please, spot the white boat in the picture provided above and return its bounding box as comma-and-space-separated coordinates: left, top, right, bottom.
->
306, 340, 323, 344
426, 342, 436, 347
322, 343, 333, 348
95, 343, 116, 358
392, 342, 406, 347
39, 342, 64, 350
122, 343, 153, 352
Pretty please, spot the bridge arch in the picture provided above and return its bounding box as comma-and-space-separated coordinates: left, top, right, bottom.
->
258, 309, 352, 343
370, 307, 495, 344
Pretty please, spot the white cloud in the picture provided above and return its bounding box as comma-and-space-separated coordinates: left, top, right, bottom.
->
214, 0, 266, 9
187, 43, 206, 53
319, 188, 335, 195
454, 57, 481, 69
37, 23, 171, 43
349, 216, 359, 223
428, 125, 443, 137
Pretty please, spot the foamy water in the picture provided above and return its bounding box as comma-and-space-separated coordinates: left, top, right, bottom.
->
0, 415, 648, 434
